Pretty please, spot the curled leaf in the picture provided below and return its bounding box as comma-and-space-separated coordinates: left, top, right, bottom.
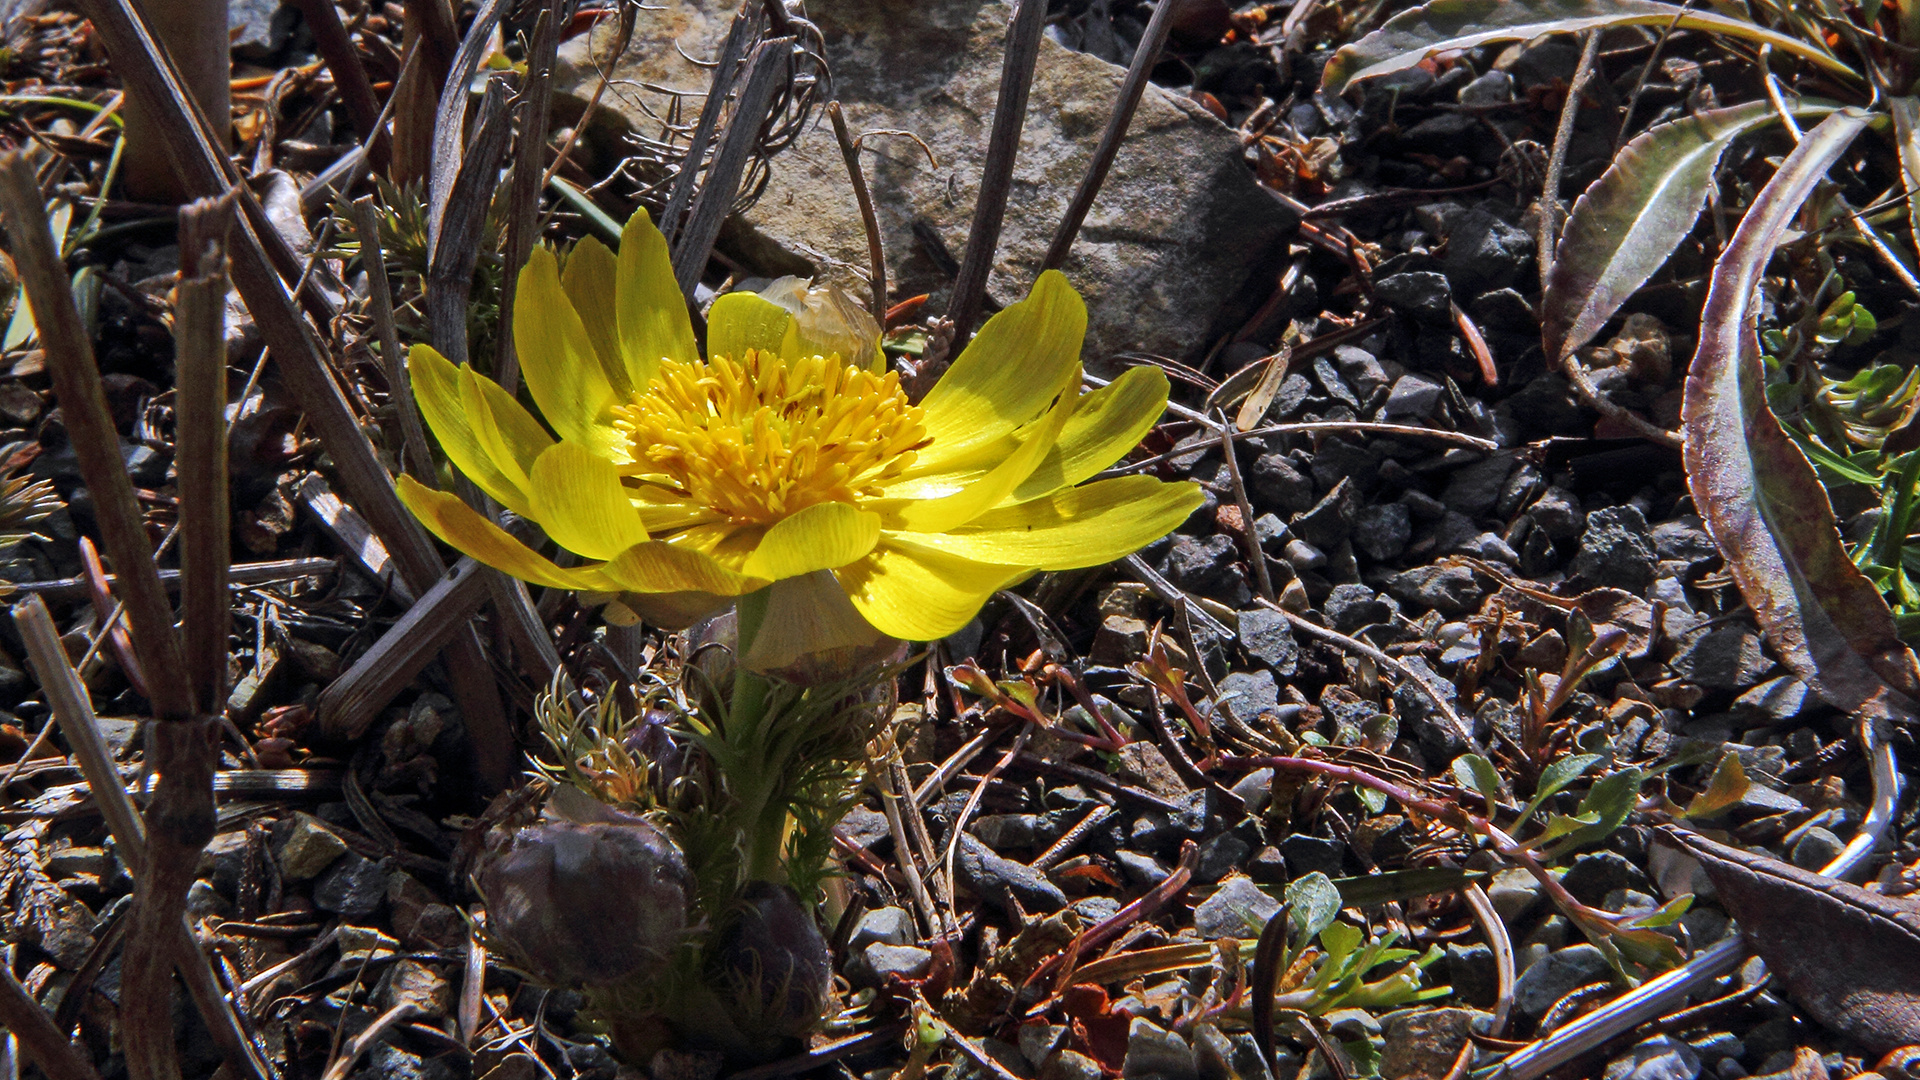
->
1683, 108, 1920, 724
1322, 0, 1855, 95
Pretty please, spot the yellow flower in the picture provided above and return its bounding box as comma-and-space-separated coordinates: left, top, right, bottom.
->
396, 209, 1201, 661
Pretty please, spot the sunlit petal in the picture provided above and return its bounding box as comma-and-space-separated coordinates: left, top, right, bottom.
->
398, 476, 610, 591
904, 477, 1201, 568
513, 246, 624, 457
706, 291, 797, 361
528, 442, 651, 560
409, 345, 531, 514
742, 501, 881, 580
616, 208, 696, 388
561, 235, 629, 395
890, 368, 1079, 533
915, 270, 1084, 467
1009, 365, 1169, 503
600, 540, 769, 596
839, 538, 1033, 641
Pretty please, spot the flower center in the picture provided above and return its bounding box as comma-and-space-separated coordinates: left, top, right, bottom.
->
614, 349, 927, 526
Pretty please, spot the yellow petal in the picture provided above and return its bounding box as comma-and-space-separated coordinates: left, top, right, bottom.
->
561, 235, 629, 395
398, 475, 610, 591
890, 368, 1079, 533
742, 569, 896, 677
706, 291, 796, 362
741, 501, 881, 580
466, 364, 554, 475
915, 270, 1084, 467
513, 246, 624, 457
905, 477, 1202, 568
527, 441, 650, 560
599, 540, 768, 596
616, 208, 697, 388
409, 344, 530, 514
1009, 365, 1169, 503
615, 590, 732, 631
838, 538, 1033, 641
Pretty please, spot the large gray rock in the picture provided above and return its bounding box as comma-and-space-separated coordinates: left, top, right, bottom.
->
554, 0, 1296, 365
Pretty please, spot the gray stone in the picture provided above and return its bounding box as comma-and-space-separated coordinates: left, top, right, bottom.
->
954, 833, 1066, 917
277, 812, 348, 881
1383, 373, 1445, 420
315, 854, 387, 919
1447, 942, 1499, 1006
849, 906, 916, 949
848, 942, 933, 986
1394, 656, 1466, 756
556, 1, 1296, 367
1789, 827, 1845, 871
350, 1044, 459, 1080
1732, 676, 1816, 723
1573, 505, 1659, 592
1161, 533, 1250, 605
1194, 833, 1251, 885
1376, 271, 1453, 322
1279, 834, 1344, 878
1561, 852, 1651, 906
1386, 563, 1489, 616
1251, 453, 1316, 512
1513, 944, 1611, 1018
1442, 453, 1516, 519
1652, 517, 1719, 568
1124, 1018, 1198, 1080
1239, 608, 1299, 675
1041, 1050, 1106, 1080
1508, 374, 1592, 437
1528, 486, 1585, 539
1603, 1037, 1702, 1080
230, 0, 296, 62
1231, 769, 1275, 815
1284, 538, 1327, 572
1672, 626, 1772, 691
1355, 501, 1412, 561
1194, 876, 1279, 939
1487, 867, 1544, 922
1021, 1025, 1068, 1068
1216, 669, 1280, 725
1380, 1008, 1481, 1080
1444, 207, 1532, 299
1116, 848, 1171, 887
1460, 70, 1514, 105
1313, 356, 1361, 411
1334, 346, 1389, 400
1252, 512, 1288, 554
1323, 584, 1393, 633
974, 813, 1041, 850
1293, 478, 1357, 549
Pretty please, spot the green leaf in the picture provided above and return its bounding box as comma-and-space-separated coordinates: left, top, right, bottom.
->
1544, 100, 1836, 361
1321, 0, 1856, 95
1329, 867, 1491, 908
1626, 893, 1694, 929
1319, 920, 1363, 966
1538, 810, 1604, 842
1547, 766, 1645, 856
1683, 753, 1751, 819
1287, 872, 1344, 946
1686, 107, 1920, 721
1356, 785, 1389, 814
1517, 753, 1603, 828
1452, 752, 1502, 808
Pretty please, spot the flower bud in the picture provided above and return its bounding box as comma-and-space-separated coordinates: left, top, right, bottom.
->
707, 881, 832, 1040
476, 814, 693, 987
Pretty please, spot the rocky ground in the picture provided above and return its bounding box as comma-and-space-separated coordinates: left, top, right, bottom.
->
1, 2, 1916, 1080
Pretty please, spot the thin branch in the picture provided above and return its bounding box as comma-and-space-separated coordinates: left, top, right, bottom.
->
1042, 0, 1177, 270
828, 102, 888, 326
1536, 29, 1601, 293
947, 0, 1047, 351
176, 193, 235, 714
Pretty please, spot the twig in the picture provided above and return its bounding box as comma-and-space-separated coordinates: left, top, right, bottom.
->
1041, 0, 1177, 270
0, 961, 100, 1080
315, 557, 494, 742
176, 193, 235, 715
828, 102, 887, 326
941, 723, 1034, 910
947, 0, 1047, 351
1218, 417, 1275, 603
1257, 598, 1486, 761
494, 7, 561, 393
288, 0, 383, 166
0, 153, 193, 720
425, 0, 508, 257
1463, 881, 1516, 1036
671, 37, 794, 299
657, 4, 764, 246
320, 1004, 420, 1080
1489, 716, 1902, 1079
425, 75, 511, 368
1536, 30, 1601, 293
874, 753, 941, 940
350, 196, 434, 482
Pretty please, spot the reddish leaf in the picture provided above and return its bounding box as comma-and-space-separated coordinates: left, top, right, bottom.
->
1682, 108, 1920, 723
1660, 828, 1920, 1053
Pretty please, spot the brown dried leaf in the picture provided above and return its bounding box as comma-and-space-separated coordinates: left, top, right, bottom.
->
1682, 109, 1920, 723
1660, 827, 1920, 1052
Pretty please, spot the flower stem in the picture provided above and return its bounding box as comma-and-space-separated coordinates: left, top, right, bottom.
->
726, 588, 789, 885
